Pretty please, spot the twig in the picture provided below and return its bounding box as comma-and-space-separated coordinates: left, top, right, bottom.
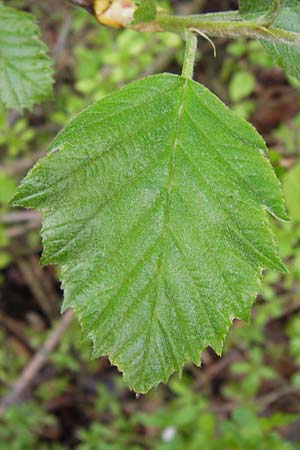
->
193, 350, 241, 390
6, 220, 41, 239
279, 300, 300, 318
0, 150, 46, 176
53, 14, 73, 60
29, 255, 60, 316
15, 256, 58, 320
67, 0, 94, 13
0, 211, 41, 224
0, 315, 34, 356
0, 309, 74, 417
258, 385, 300, 409
210, 385, 300, 416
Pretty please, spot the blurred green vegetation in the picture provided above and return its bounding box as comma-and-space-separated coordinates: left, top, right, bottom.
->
0, 1, 300, 449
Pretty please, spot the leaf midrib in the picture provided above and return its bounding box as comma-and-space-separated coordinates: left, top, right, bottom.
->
137, 77, 189, 385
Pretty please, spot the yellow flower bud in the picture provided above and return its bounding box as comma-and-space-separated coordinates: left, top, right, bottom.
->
93, 0, 135, 29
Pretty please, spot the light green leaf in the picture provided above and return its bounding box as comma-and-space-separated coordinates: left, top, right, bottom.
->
133, 0, 156, 23
0, 172, 16, 205
239, 0, 274, 16
11, 74, 286, 393
229, 71, 256, 102
239, 0, 300, 80
283, 163, 300, 222
0, 3, 53, 111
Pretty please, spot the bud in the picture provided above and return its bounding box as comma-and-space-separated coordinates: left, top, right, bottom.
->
93, 0, 135, 29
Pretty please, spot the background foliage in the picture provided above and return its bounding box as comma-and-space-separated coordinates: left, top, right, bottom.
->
0, 0, 300, 448
0, 2, 53, 111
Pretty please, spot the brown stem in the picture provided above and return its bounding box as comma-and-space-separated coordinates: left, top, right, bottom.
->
67, 0, 94, 13
0, 309, 74, 417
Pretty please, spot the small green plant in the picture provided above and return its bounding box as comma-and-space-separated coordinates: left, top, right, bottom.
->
0, 171, 16, 271
74, 379, 299, 450
2, 0, 300, 392
0, 402, 57, 450
0, 3, 53, 111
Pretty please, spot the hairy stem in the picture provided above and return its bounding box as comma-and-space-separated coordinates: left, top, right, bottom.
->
182, 31, 198, 79
68, 1, 300, 47
154, 13, 300, 47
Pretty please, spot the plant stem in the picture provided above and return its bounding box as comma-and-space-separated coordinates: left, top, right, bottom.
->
154, 13, 300, 46
70, 1, 300, 47
182, 31, 197, 79
258, 0, 284, 26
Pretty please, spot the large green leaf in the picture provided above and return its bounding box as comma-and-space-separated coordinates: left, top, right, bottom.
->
0, 3, 53, 111
12, 74, 286, 393
239, 0, 300, 80
133, 0, 156, 23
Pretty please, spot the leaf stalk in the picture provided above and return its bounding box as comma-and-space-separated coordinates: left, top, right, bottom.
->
182, 31, 197, 79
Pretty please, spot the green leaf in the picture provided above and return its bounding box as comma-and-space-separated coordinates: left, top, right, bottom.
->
283, 163, 300, 222
229, 71, 256, 102
0, 172, 16, 205
133, 0, 156, 23
239, 0, 274, 16
0, 3, 53, 111
239, 0, 300, 80
11, 74, 286, 393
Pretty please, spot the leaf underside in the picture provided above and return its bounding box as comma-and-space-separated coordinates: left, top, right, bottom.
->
239, 0, 300, 80
12, 74, 286, 393
0, 3, 53, 111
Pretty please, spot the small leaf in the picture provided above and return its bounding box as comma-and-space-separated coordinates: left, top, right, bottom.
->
133, 0, 156, 23
0, 3, 53, 111
12, 74, 286, 393
239, 0, 300, 80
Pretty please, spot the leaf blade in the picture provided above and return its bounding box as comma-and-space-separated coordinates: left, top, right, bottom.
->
0, 3, 53, 111
11, 74, 286, 392
239, 0, 300, 80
